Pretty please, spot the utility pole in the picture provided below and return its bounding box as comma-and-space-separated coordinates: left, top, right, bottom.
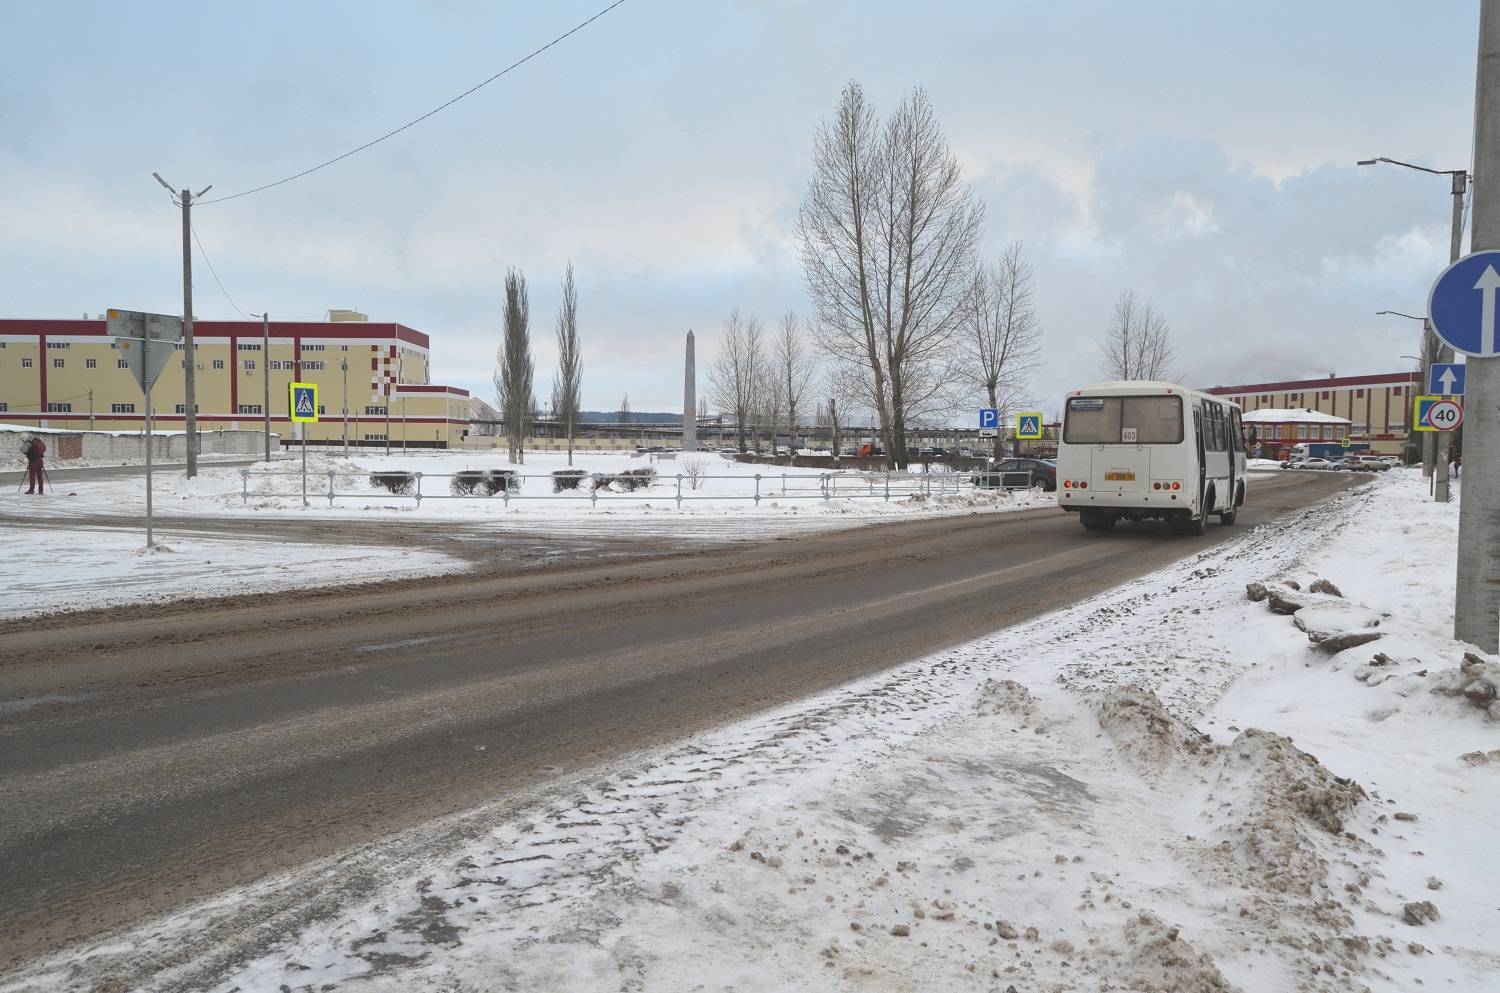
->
88, 388, 94, 430
152, 173, 210, 477
261, 313, 271, 463
341, 357, 349, 452
1456, 0, 1500, 651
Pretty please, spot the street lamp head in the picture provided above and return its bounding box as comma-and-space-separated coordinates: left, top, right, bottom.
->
1357, 159, 1378, 166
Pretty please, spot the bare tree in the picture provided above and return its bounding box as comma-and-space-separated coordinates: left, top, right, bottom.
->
707, 309, 764, 452
1097, 290, 1178, 382
494, 268, 533, 463
773, 312, 818, 457
799, 82, 983, 468
966, 241, 1043, 460
755, 359, 784, 459
550, 262, 583, 466
618, 394, 630, 425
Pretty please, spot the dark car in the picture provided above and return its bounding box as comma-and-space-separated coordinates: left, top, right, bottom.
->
973, 457, 1057, 491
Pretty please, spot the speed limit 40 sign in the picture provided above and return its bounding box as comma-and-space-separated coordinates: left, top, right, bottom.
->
1415, 395, 1464, 432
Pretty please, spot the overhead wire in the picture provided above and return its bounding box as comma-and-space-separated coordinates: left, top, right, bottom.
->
190, 223, 256, 320
196, 0, 627, 206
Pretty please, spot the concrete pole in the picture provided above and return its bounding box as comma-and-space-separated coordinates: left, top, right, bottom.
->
1432, 170, 1466, 503
1456, 0, 1500, 651
262, 313, 271, 463
683, 329, 697, 452
180, 188, 198, 478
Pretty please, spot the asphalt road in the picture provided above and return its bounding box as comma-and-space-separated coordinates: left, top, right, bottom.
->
0, 469, 1357, 970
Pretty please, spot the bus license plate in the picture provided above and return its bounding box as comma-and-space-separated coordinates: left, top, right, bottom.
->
1104, 470, 1135, 481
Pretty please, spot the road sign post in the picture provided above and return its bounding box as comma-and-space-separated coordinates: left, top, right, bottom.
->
290, 382, 319, 507
1448, 3, 1500, 651
107, 309, 183, 548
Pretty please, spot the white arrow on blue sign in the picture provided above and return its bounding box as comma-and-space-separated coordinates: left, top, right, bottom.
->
1429, 249, 1500, 357
979, 408, 999, 429
1429, 362, 1466, 396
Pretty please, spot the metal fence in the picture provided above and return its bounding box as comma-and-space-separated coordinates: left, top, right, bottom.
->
238, 467, 1042, 509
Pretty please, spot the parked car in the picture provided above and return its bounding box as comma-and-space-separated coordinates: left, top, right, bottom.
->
1379, 455, 1402, 466
1345, 455, 1390, 472
973, 458, 1057, 491
1297, 458, 1335, 470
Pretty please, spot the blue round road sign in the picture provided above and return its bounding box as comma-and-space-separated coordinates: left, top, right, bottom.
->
1429, 249, 1500, 357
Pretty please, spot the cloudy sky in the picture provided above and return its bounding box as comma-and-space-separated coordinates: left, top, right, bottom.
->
0, 1, 1480, 419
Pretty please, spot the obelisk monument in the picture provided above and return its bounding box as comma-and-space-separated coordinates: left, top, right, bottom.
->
683, 329, 698, 452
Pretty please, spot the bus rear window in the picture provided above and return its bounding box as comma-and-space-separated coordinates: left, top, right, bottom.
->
1064, 395, 1183, 444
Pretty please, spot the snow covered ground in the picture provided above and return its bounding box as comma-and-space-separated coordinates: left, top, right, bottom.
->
0, 524, 466, 619
8, 472, 1494, 992
2, 450, 1051, 538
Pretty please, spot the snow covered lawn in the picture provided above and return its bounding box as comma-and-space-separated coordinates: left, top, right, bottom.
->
0, 524, 466, 619
9, 472, 1495, 992
2, 450, 1052, 537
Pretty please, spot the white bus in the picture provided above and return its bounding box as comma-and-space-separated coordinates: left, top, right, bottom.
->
1055, 381, 1247, 534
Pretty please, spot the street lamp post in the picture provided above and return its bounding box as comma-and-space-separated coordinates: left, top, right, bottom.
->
1359, 155, 1466, 503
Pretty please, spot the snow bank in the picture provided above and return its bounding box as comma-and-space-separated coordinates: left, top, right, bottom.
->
8, 473, 1493, 993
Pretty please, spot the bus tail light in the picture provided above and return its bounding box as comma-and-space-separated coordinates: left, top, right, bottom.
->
1152, 482, 1161, 490
1171, 481, 1181, 490
1063, 479, 1072, 488
1079, 481, 1088, 489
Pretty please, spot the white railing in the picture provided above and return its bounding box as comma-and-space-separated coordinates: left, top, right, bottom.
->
238, 468, 1042, 509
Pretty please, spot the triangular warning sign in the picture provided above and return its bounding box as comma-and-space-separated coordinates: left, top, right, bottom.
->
296, 391, 314, 415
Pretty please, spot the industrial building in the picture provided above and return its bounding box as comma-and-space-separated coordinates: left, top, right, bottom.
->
1205, 371, 1420, 457
0, 314, 474, 447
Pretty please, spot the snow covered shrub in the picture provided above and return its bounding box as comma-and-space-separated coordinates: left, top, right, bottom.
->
552, 468, 587, 493
487, 469, 519, 495
680, 456, 708, 490
369, 471, 416, 495
450, 470, 487, 495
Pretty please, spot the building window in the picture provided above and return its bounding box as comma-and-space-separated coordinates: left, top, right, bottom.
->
1321, 425, 1333, 440
1393, 386, 1403, 396
317, 404, 327, 415
174, 342, 185, 351
340, 345, 349, 351
85, 358, 97, 369
244, 360, 256, 371
364, 405, 387, 415
304, 344, 325, 351
46, 341, 69, 349
237, 403, 263, 414
118, 358, 128, 369
111, 402, 136, 413
364, 432, 386, 441
53, 358, 64, 368
303, 360, 325, 371
1296, 425, 1307, 440
46, 402, 72, 412
21, 358, 32, 368
1352, 421, 1368, 436
174, 403, 200, 414
237, 342, 261, 351
212, 359, 224, 370
1356, 389, 1365, 399
0, 402, 7, 411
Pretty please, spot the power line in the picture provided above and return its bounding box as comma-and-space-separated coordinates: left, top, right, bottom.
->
189, 224, 254, 319
198, 0, 628, 206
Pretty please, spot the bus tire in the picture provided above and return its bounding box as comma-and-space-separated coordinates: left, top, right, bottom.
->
1219, 506, 1238, 526
1081, 510, 1114, 532
1176, 511, 1207, 535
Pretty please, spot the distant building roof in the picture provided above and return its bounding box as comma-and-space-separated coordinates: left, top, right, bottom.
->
1206, 371, 1417, 395
1241, 408, 1351, 425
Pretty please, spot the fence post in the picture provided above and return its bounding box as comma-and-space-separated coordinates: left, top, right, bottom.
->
327, 469, 336, 507
240, 468, 249, 505
676, 473, 683, 509
781, 473, 786, 496
414, 471, 423, 506
590, 478, 598, 507
754, 473, 762, 506
502, 474, 511, 507
884, 472, 890, 502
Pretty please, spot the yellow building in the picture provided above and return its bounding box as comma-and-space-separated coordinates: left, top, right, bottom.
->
1206, 371, 1420, 457
0, 317, 475, 447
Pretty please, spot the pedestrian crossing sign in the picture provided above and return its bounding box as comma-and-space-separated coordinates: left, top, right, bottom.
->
289, 381, 319, 423
1016, 412, 1044, 440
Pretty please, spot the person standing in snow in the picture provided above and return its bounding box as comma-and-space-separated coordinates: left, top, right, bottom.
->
23, 434, 46, 494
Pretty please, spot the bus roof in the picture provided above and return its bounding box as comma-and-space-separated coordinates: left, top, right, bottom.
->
1066, 380, 1224, 403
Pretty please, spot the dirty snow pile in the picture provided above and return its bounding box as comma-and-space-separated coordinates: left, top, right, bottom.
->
6, 471, 1495, 993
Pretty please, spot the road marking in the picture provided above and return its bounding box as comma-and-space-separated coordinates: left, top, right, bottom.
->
354, 631, 472, 654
